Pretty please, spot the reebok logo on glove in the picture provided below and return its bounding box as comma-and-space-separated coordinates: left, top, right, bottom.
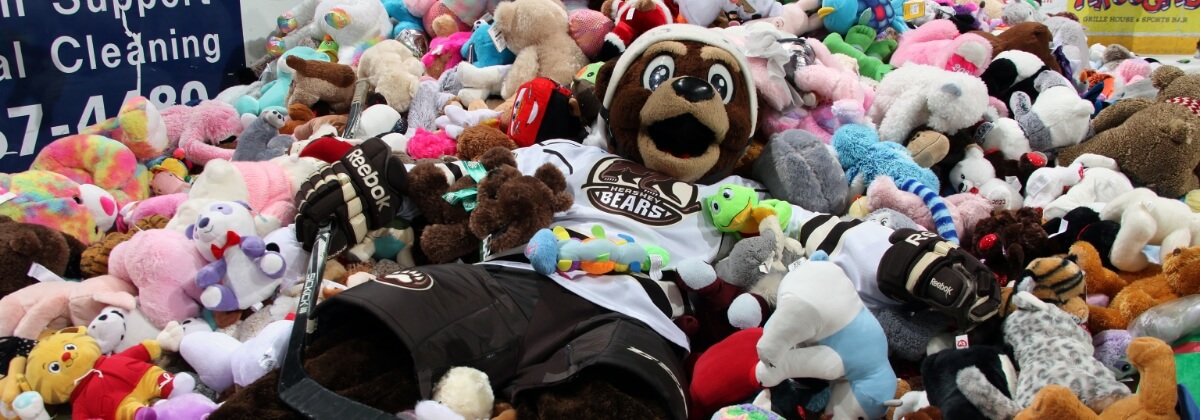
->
346, 148, 392, 212
930, 278, 954, 297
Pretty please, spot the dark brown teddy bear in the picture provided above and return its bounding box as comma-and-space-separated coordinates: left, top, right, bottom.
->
80, 215, 171, 277
971, 22, 1062, 76
407, 147, 573, 263
0, 216, 86, 299
965, 207, 1054, 287
1055, 65, 1200, 198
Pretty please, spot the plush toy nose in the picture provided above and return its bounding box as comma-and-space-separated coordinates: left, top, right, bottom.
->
672, 77, 714, 103
62, 352, 71, 362
978, 233, 998, 251
198, 217, 210, 228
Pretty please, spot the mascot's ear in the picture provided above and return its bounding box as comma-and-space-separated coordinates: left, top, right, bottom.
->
593, 60, 619, 108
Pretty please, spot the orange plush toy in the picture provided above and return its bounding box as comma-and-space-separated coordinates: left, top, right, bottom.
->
1015, 336, 1179, 420
1079, 241, 1200, 332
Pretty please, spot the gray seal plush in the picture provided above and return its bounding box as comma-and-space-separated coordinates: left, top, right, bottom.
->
233, 110, 292, 162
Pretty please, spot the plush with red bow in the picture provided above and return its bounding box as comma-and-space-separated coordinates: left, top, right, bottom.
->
186, 201, 287, 313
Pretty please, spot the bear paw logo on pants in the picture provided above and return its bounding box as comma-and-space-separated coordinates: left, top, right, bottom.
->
373, 269, 434, 291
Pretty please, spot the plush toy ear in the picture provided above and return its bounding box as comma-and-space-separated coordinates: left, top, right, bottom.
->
185, 224, 196, 240
980, 58, 1018, 95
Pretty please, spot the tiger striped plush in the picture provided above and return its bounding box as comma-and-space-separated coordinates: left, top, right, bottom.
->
997, 255, 1088, 320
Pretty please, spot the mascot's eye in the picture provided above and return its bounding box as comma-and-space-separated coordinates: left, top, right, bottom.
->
73, 196, 83, 204
710, 201, 720, 214
48, 362, 61, 373
64, 344, 76, 351
708, 64, 734, 104
642, 55, 675, 91
721, 188, 734, 200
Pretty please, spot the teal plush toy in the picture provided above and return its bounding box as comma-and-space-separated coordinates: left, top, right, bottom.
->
524, 225, 670, 278
234, 47, 329, 117
461, 20, 516, 67
705, 184, 793, 237
832, 124, 959, 243
381, 0, 425, 38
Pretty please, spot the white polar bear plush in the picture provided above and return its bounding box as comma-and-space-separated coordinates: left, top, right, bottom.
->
1043, 167, 1133, 220
949, 145, 1024, 211
1023, 154, 1120, 210
867, 64, 989, 143
1102, 188, 1200, 272
1011, 84, 1094, 152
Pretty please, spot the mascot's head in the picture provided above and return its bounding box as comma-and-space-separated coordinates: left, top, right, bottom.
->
593, 24, 757, 184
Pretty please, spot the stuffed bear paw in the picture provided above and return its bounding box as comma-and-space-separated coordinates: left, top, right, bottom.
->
157, 321, 186, 353
169, 372, 197, 396
12, 391, 49, 420
200, 284, 242, 312
676, 258, 717, 290
195, 264, 224, 289
727, 293, 766, 329
257, 251, 287, 278
241, 236, 267, 258
134, 406, 158, 420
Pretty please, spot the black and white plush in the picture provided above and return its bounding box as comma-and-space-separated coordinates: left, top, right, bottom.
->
921, 345, 1017, 420
979, 50, 1055, 107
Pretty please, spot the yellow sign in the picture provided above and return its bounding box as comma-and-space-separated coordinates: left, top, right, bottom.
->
1074, 0, 1200, 54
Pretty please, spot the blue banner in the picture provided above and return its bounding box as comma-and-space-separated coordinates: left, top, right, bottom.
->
0, 0, 246, 173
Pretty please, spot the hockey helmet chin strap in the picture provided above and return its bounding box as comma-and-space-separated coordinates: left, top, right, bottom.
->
878, 229, 1001, 332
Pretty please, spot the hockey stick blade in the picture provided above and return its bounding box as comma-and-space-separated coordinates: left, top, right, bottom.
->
279, 223, 396, 420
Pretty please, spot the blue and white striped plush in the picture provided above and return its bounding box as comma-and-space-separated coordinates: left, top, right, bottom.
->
899, 178, 960, 244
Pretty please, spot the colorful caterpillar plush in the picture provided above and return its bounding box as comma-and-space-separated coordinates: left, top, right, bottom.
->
524, 225, 670, 278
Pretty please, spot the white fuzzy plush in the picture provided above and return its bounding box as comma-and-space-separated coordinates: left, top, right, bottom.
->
868, 64, 989, 143
1043, 167, 1133, 220
978, 117, 1031, 160
432, 367, 495, 420
949, 145, 1023, 211
1102, 188, 1200, 272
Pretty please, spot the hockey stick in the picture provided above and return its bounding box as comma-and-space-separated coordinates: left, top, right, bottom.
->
279, 223, 396, 419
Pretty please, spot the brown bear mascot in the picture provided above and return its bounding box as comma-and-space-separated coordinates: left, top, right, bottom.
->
210, 24, 997, 420
211, 23, 763, 420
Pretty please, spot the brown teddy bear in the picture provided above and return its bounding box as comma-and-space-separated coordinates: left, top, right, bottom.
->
971, 22, 1062, 76
407, 147, 573, 263
0, 216, 87, 299
279, 104, 316, 135
1015, 337, 1178, 420
1085, 243, 1200, 332
964, 208, 1054, 286
492, 0, 589, 99
1056, 65, 1200, 198
79, 215, 171, 278
285, 55, 358, 114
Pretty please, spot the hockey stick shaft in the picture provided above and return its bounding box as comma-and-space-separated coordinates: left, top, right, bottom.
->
279, 223, 395, 420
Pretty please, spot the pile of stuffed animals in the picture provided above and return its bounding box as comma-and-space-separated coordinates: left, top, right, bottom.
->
2, 0, 1200, 418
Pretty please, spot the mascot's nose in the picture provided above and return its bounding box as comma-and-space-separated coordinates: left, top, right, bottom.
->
62, 352, 71, 362
672, 77, 714, 103
198, 217, 210, 228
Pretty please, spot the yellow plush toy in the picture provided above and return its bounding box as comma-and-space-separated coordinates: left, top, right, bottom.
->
0, 327, 201, 420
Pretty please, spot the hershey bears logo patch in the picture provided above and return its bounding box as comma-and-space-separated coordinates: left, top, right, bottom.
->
373, 269, 434, 291
582, 157, 701, 226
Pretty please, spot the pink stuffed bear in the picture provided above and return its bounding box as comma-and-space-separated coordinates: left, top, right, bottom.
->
108, 228, 208, 328
162, 101, 245, 165
866, 176, 993, 239
0, 275, 138, 339
889, 19, 993, 77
